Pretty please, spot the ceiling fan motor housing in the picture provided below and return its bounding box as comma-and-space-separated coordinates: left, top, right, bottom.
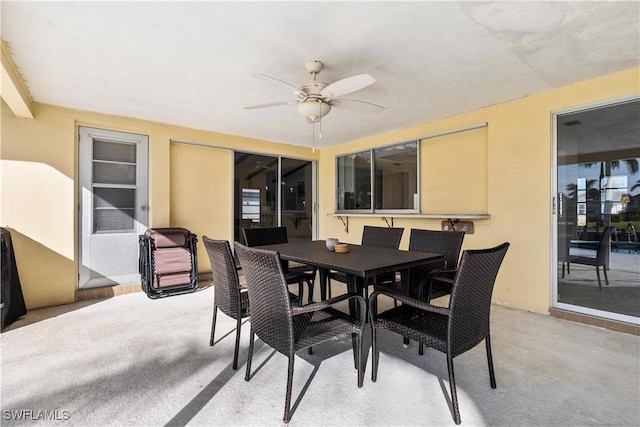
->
300, 81, 327, 96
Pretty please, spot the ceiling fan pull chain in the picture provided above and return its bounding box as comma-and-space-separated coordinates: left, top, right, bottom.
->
312, 120, 316, 153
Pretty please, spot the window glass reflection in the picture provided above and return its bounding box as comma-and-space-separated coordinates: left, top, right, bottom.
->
374, 142, 418, 210
337, 151, 372, 210
336, 142, 419, 212
556, 99, 640, 320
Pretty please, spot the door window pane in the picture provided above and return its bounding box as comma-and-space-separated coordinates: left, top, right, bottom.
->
234, 153, 315, 245
93, 162, 136, 185
93, 140, 137, 185
93, 188, 135, 232
281, 158, 313, 244
93, 139, 136, 163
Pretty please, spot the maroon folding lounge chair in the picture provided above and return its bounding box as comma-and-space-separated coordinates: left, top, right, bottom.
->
139, 228, 198, 299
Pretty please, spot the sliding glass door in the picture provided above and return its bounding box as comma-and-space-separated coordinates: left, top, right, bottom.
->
234, 152, 316, 244
280, 158, 315, 243
554, 98, 640, 323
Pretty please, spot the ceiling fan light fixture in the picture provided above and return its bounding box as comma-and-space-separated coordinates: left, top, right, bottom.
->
297, 100, 331, 120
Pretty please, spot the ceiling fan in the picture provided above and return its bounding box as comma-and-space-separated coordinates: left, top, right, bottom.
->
244, 60, 385, 123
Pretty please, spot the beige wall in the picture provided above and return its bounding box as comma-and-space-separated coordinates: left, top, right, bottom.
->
319, 68, 639, 315
169, 143, 233, 273
0, 102, 317, 309
1, 68, 638, 313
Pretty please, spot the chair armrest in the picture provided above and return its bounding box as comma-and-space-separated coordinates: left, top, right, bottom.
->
428, 267, 457, 278
369, 290, 450, 320
291, 293, 367, 326
418, 274, 455, 301
290, 293, 358, 314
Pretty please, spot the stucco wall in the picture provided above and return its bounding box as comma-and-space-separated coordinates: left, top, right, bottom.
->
169, 143, 233, 273
0, 103, 317, 308
319, 68, 639, 315
1, 68, 638, 312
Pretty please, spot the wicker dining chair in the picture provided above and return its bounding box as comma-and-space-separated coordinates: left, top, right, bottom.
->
373, 229, 465, 317
234, 242, 366, 423
202, 236, 250, 370
242, 227, 317, 303
408, 229, 466, 302
327, 225, 404, 299
568, 226, 613, 289
369, 242, 510, 425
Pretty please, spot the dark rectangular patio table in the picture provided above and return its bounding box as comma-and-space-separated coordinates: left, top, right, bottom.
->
259, 240, 444, 301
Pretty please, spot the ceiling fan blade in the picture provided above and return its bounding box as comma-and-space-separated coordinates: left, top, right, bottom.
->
252, 73, 307, 96
243, 101, 297, 110
320, 74, 375, 98
329, 99, 385, 114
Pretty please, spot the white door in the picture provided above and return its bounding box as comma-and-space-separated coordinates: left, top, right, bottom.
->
79, 127, 149, 289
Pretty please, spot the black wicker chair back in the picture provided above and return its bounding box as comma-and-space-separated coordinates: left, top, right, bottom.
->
242, 226, 288, 247
448, 243, 510, 357
409, 229, 465, 269
234, 242, 294, 355
361, 225, 404, 248
568, 226, 613, 289
202, 236, 250, 370
595, 226, 614, 264
234, 242, 366, 423
369, 242, 510, 425
408, 229, 466, 301
327, 226, 404, 299
242, 226, 316, 303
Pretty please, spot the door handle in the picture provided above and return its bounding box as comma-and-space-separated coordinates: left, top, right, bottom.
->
140, 205, 148, 211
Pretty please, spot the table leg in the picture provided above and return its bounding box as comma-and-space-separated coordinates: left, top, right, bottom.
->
346, 275, 366, 315
319, 268, 328, 301
401, 268, 411, 348
347, 274, 365, 369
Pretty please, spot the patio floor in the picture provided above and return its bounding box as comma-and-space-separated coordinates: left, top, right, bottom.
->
1, 284, 639, 426
558, 250, 640, 317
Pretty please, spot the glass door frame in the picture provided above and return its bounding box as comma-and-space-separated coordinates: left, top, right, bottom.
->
551, 94, 640, 325
277, 157, 319, 238
231, 150, 318, 243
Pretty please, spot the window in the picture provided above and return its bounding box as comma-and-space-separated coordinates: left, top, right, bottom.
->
337, 151, 372, 211
602, 175, 628, 216
92, 139, 137, 233
374, 142, 418, 210
241, 188, 260, 222
336, 141, 418, 212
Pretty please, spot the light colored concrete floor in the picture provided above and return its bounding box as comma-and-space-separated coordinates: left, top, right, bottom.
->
559, 250, 640, 317
1, 284, 639, 426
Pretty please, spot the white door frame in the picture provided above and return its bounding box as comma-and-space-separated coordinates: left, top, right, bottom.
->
551, 94, 639, 325
78, 126, 149, 289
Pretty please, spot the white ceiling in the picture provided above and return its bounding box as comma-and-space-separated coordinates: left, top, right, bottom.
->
2, 1, 639, 148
